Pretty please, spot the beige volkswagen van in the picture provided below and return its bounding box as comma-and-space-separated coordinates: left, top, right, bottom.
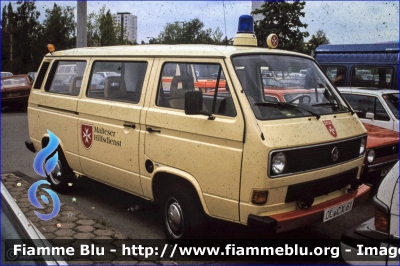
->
26, 16, 370, 239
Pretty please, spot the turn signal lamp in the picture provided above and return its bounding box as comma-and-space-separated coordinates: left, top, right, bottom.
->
374, 208, 389, 233
251, 190, 268, 205
233, 15, 257, 47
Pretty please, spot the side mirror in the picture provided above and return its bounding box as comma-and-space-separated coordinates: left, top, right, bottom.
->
365, 112, 374, 120
185, 90, 203, 115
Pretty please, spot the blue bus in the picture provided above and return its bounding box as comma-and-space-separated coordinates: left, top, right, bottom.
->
314, 43, 399, 90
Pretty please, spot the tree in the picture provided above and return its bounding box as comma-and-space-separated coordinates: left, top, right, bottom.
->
157, 18, 224, 44
252, 0, 309, 52
303, 29, 330, 55
42, 3, 76, 51
87, 6, 128, 47
99, 10, 117, 46
2, 1, 43, 74
2, 3, 16, 71
87, 5, 106, 47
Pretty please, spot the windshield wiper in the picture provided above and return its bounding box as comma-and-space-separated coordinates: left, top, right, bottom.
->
312, 102, 354, 114
254, 101, 321, 119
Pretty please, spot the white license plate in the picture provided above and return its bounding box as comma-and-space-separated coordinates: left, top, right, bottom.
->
323, 199, 353, 222
8, 92, 21, 97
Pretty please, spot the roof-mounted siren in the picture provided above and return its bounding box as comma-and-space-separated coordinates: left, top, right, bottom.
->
233, 15, 257, 47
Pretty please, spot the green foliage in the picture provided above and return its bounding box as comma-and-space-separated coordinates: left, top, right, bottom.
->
99, 10, 117, 46
302, 29, 330, 55
2, 1, 44, 74
87, 6, 130, 46
252, 0, 309, 52
86, 5, 106, 47
157, 18, 225, 44
43, 3, 76, 51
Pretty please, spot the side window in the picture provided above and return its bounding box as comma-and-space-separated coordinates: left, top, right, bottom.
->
374, 99, 390, 121
156, 62, 236, 117
87, 61, 147, 103
323, 66, 347, 87
343, 94, 389, 121
350, 66, 393, 88
46, 61, 86, 96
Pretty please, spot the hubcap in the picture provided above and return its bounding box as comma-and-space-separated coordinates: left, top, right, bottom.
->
166, 198, 183, 237
49, 160, 62, 185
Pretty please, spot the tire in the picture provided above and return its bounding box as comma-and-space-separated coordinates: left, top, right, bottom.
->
161, 185, 206, 240
46, 148, 75, 193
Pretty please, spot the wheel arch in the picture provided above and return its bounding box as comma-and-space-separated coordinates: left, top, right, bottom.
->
151, 169, 210, 216
41, 133, 67, 153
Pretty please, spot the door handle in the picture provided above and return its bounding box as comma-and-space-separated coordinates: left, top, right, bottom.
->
147, 127, 161, 133
123, 123, 136, 129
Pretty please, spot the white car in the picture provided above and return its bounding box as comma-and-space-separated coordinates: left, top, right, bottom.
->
341, 161, 399, 265
338, 87, 399, 132
95, 71, 119, 78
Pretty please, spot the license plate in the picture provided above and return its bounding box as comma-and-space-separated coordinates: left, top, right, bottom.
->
323, 199, 353, 222
8, 92, 20, 97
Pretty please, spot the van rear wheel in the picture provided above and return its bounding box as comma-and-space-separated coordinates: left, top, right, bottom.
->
46, 149, 75, 192
161, 185, 205, 240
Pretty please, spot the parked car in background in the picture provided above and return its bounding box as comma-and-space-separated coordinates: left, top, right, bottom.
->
27, 72, 37, 83
88, 73, 106, 90
338, 87, 399, 132
361, 123, 398, 185
51, 74, 78, 93
1, 72, 13, 78
95, 71, 119, 78
1, 74, 31, 108
341, 162, 399, 265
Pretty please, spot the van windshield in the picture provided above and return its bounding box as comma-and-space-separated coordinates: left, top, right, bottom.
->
232, 54, 350, 120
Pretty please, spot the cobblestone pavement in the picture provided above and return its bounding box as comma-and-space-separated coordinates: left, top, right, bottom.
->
2, 173, 184, 265
3, 173, 127, 241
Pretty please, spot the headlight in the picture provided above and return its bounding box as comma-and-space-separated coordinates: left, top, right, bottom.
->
367, 149, 375, 163
271, 152, 286, 175
360, 137, 366, 155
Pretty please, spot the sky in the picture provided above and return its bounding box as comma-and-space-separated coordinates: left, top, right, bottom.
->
1, 1, 399, 45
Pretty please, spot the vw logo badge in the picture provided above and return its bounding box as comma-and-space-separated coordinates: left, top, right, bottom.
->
331, 147, 339, 162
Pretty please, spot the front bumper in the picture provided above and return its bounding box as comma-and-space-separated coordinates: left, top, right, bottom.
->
25, 140, 36, 153
247, 184, 371, 234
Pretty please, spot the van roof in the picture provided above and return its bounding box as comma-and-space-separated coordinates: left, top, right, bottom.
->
46, 44, 311, 59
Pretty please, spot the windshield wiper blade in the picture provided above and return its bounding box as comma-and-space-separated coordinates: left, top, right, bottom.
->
254, 102, 321, 119
312, 102, 354, 114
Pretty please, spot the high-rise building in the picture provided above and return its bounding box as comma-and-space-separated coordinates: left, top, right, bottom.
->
112, 12, 138, 43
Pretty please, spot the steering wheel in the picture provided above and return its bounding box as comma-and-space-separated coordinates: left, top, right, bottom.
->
288, 95, 311, 104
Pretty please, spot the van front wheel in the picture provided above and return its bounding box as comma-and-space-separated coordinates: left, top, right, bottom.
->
46, 150, 75, 192
161, 186, 205, 240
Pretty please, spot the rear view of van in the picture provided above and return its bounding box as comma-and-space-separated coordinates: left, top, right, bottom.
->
314, 43, 399, 90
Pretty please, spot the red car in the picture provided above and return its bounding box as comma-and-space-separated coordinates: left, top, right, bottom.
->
361, 123, 398, 184
1, 74, 31, 108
